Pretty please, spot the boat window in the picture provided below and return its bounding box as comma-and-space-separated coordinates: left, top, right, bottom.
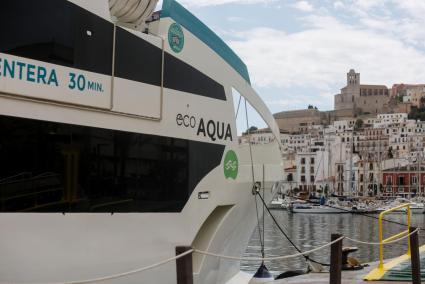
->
232, 88, 268, 138
0, 0, 113, 75
0, 115, 224, 212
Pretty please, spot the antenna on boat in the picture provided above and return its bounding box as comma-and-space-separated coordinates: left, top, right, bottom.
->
109, 0, 159, 31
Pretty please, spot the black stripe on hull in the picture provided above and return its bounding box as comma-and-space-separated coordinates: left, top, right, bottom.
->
114, 27, 162, 87
0, 0, 227, 101
0, 115, 225, 213
163, 52, 226, 100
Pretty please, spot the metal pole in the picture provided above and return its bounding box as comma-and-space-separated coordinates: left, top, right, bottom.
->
176, 246, 193, 284
349, 133, 353, 196
363, 151, 366, 196
409, 227, 421, 284
330, 234, 342, 284
378, 131, 381, 197
418, 150, 421, 197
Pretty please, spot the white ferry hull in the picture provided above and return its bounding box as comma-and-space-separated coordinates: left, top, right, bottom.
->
0, 1, 284, 283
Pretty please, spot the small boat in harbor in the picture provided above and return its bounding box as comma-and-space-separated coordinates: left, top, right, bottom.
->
290, 198, 350, 214
290, 203, 349, 213
269, 196, 285, 209
376, 198, 424, 214
281, 197, 306, 210
350, 203, 378, 214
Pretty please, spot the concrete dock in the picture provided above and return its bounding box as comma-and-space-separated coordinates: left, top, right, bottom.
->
274, 262, 408, 283
229, 260, 417, 283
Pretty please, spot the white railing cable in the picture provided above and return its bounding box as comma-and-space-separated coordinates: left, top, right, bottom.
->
193, 236, 345, 261
3, 237, 345, 284
344, 228, 419, 246
11, 249, 194, 284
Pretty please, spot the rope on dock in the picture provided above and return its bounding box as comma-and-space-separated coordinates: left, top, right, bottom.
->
193, 236, 345, 261
344, 228, 420, 245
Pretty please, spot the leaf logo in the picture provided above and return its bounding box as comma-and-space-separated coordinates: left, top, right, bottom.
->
224, 150, 238, 179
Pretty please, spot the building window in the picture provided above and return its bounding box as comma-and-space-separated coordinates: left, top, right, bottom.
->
287, 173, 293, 182
310, 166, 314, 173
301, 167, 305, 174
310, 175, 315, 183
311, 158, 315, 164
301, 158, 305, 164
369, 163, 373, 170
301, 175, 306, 182
398, 176, 405, 186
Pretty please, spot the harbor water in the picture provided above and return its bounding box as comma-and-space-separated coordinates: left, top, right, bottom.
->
241, 210, 425, 276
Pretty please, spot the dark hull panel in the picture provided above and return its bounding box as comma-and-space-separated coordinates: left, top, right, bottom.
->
0, 115, 224, 213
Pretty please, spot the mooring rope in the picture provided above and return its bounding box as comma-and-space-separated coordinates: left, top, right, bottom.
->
344, 228, 420, 245
193, 236, 345, 261
255, 191, 331, 266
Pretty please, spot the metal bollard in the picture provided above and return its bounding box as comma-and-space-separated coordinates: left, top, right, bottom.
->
330, 234, 342, 284
409, 227, 421, 284
176, 246, 194, 284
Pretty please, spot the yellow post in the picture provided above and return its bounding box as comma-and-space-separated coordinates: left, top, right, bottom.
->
379, 212, 384, 269
378, 203, 411, 270
407, 206, 411, 255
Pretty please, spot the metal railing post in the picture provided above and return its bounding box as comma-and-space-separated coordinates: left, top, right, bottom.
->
409, 227, 421, 284
176, 246, 193, 284
330, 234, 342, 284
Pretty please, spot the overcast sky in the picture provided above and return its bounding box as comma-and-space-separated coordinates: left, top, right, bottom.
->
156, 0, 425, 129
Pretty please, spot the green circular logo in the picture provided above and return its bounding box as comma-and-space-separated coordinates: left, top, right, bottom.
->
224, 150, 238, 180
168, 23, 184, 53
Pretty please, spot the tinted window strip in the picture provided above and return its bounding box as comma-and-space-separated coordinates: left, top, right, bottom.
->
163, 53, 226, 101
114, 27, 162, 86
0, 115, 225, 213
0, 0, 113, 76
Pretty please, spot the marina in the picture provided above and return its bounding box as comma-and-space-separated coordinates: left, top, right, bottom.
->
243, 210, 425, 275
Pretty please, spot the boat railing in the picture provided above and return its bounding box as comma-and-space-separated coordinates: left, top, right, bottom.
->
0, 172, 32, 184
0, 172, 63, 211
378, 203, 411, 269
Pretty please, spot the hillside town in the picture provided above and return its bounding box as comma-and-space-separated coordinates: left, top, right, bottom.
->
241, 69, 425, 198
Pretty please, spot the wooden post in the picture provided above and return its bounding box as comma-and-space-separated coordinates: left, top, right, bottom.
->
330, 234, 342, 284
176, 246, 193, 284
409, 227, 421, 284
